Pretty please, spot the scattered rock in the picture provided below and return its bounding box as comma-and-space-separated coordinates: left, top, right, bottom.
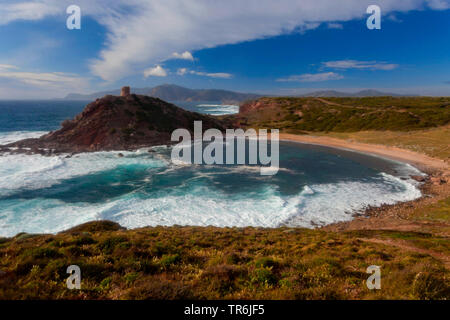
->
430, 176, 446, 185
118, 153, 124, 157
411, 175, 427, 182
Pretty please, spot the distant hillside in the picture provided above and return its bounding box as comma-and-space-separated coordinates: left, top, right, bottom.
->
299, 89, 410, 97
65, 84, 261, 103
231, 96, 450, 132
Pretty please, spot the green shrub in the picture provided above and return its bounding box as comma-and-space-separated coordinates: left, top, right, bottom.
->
252, 267, 277, 286
159, 254, 181, 269
98, 236, 128, 254
413, 271, 449, 300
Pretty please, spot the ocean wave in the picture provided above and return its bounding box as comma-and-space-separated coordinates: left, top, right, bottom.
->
283, 172, 421, 227
196, 104, 239, 115
0, 150, 168, 197
0, 131, 48, 145
0, 144, 423, 237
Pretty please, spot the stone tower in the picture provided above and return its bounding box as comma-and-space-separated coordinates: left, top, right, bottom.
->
121, 86, 131, 97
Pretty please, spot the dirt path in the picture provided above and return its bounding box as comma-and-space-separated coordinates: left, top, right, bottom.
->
314, 98, 380, 111
359, 238, 450, 269
314, 98, 427, 120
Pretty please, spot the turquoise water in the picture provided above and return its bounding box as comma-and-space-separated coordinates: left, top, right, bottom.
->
0, 101, 423, 237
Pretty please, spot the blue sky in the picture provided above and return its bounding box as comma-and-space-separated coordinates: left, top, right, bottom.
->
0, 0, 449, 98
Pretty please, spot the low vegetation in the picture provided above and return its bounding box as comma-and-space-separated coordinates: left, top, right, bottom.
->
232, 96, 450, 133
0, 221, 448, 300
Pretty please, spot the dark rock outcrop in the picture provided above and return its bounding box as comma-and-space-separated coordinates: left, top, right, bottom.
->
3, 94, 230, 154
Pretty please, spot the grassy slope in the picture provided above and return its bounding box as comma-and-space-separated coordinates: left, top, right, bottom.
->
233, 97, 450, 161
0, 222, 448, 300
234, 96, 450, 133
0, 97, 449, 300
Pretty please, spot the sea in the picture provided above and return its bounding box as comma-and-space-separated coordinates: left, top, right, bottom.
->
0, 100, 424, 237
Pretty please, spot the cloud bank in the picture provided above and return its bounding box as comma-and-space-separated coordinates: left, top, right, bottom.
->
0, 64, 87, 88
324, 60, 399, 70
277, 72, 344, 82
1, 0, 448, 81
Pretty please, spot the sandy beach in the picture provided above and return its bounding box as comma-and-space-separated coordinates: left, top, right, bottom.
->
279, 133, 449, 172
277, 133, 450, 237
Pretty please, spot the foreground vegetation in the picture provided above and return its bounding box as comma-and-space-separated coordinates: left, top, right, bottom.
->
0, 221, 448, 300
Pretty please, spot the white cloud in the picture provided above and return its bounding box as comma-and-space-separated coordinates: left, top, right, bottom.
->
143, 65, 167, 77
189, 70, 232, 79
426, 0, 450, 9
81, 0, 450, 80
327, 23, 343, 29
0, 64, 19, 70
277, 72, 344, 82
324, 60, 399, 70
177, 68, 188, 75
0, 1, 448, 80
0, 63, 90, 98
176, 68, 232, 78
387, 14, 403, 22
0, 65, 87, 88
0, 1, 60, 25
171, 51, 194, 61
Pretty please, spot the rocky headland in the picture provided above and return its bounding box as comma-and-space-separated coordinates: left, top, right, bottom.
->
1, 88, 231, 154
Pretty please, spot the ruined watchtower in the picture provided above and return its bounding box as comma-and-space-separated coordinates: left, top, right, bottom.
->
120, 86, 131, 97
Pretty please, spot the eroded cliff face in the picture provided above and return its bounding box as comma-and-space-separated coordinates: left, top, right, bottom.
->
3, 94, 229, 154
238, 98, 283, 114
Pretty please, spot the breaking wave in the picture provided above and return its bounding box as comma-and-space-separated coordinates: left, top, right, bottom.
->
0, 134, 423, 237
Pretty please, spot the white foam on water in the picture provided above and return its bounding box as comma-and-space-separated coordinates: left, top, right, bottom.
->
0, 131, 48, 144
0, 198, 101, 236
196, 104, 239, 115
0, 185, 299, 236
0, 151, 168, 196
0, 146, 423, 237
285, 172, 422, 227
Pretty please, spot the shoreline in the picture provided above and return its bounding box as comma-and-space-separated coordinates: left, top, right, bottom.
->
276, 133, 449, 236
278, 133, 448, 172
1, 132, 448, 238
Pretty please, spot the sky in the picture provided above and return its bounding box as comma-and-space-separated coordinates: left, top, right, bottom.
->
0, 0, 449, 99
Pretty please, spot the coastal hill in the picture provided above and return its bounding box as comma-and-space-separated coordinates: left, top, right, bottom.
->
64, 85, 408, 102
232, 96, 450, 132
5, 89, 228, 153
64, 84, 262, 104
298, 89, 408, 97
5, 94, 449, 154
